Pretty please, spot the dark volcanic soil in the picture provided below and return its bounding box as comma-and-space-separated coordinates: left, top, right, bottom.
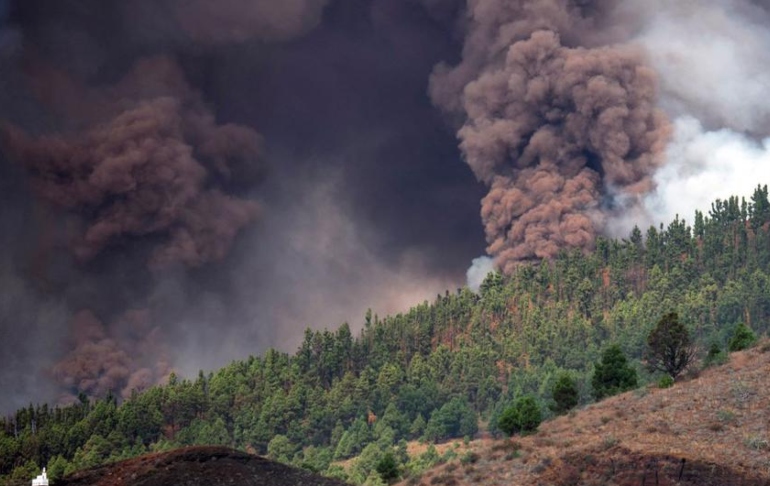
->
58, 446, 350, 486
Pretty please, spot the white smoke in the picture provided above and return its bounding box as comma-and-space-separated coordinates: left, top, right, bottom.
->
645, 117, 770, 225
611, 0, 770, 231
627, 0, 770, 132
466, 255, 494, 293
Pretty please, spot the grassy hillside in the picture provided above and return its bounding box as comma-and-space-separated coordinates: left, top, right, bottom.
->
404, 342, 770, 486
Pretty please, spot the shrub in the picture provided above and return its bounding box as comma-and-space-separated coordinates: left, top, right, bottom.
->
602, 435, 619, 450
497, 395, 542, 436
549, 372, 579, 414
592, 344, 638, 400
703, 341, 727, 368
728, 323, 757, 352
658, 375, 674, 389
731, 381, 753, 404
716, 409, 736, 424
459, 451, 479, 465
325, 464, 349, 482
744, 435, 769, 451
406, 444, 442, 477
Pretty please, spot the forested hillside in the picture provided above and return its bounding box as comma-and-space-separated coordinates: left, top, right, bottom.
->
3, 186, 770, 485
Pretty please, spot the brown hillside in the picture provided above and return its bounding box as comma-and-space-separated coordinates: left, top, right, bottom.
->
401, 342, 770, 486
58, 446, 349, 486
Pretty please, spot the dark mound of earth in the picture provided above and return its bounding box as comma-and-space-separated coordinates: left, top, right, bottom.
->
58, 446, 350, 486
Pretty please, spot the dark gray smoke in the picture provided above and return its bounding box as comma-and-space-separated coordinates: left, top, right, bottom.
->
161, 0, 329, 44
0, 0, 487, 411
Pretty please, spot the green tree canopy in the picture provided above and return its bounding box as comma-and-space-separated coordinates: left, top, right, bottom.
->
646, 312, 695, 379
497, 395, 542, 436
549, 372, 579, 414
422, 397, 477, 442
728, 323, 757, 352
592, 344, 638, 400
375, 452, 400, 483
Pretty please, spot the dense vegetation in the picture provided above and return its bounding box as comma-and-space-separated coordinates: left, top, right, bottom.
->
3, 186, 770, 485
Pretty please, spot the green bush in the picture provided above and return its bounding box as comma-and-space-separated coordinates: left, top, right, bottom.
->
423, 397, 478, 442
497, 395, 542, 436
592, 344, 638, 400
405, 444, 442, 477
459, 451, 479, 465
375, 452, 400, 483
703, 341, 727, 368
549, 372, 579, 414
657, 375, 674, 389
728, 323, 757, 352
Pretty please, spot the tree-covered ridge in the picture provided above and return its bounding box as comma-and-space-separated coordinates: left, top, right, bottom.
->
3, 186, 770, 485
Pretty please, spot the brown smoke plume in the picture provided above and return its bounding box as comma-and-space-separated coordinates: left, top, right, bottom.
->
0, 50, 268, 396
0, 0, 338, 403
430, 1, 670, 273
2, 56, 263, 270
51, 309, 169, 399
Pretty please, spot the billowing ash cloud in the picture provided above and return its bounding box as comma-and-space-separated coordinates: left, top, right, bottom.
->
0, 0, 317, 405
431, 1, 670, 272
438, 0, 770, 273
0, 2, 272, 402
51, 309, 169, 400
0, 0, 487, 411
2, 57, 263, 270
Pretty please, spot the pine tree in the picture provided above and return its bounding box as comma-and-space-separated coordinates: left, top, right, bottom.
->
549, 373, 579, 414
592, 345, 638, 400
646, 312, 695, 380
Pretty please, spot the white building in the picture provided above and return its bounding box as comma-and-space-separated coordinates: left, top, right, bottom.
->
31, 468, 49, 486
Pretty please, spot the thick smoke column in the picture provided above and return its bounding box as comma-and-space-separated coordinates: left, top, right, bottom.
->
431, 1, 670, 273
1, 54, 265, 400
0, 0, 325, 403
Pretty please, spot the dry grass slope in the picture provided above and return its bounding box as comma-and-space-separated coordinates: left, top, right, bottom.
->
400, 340, 770, 486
